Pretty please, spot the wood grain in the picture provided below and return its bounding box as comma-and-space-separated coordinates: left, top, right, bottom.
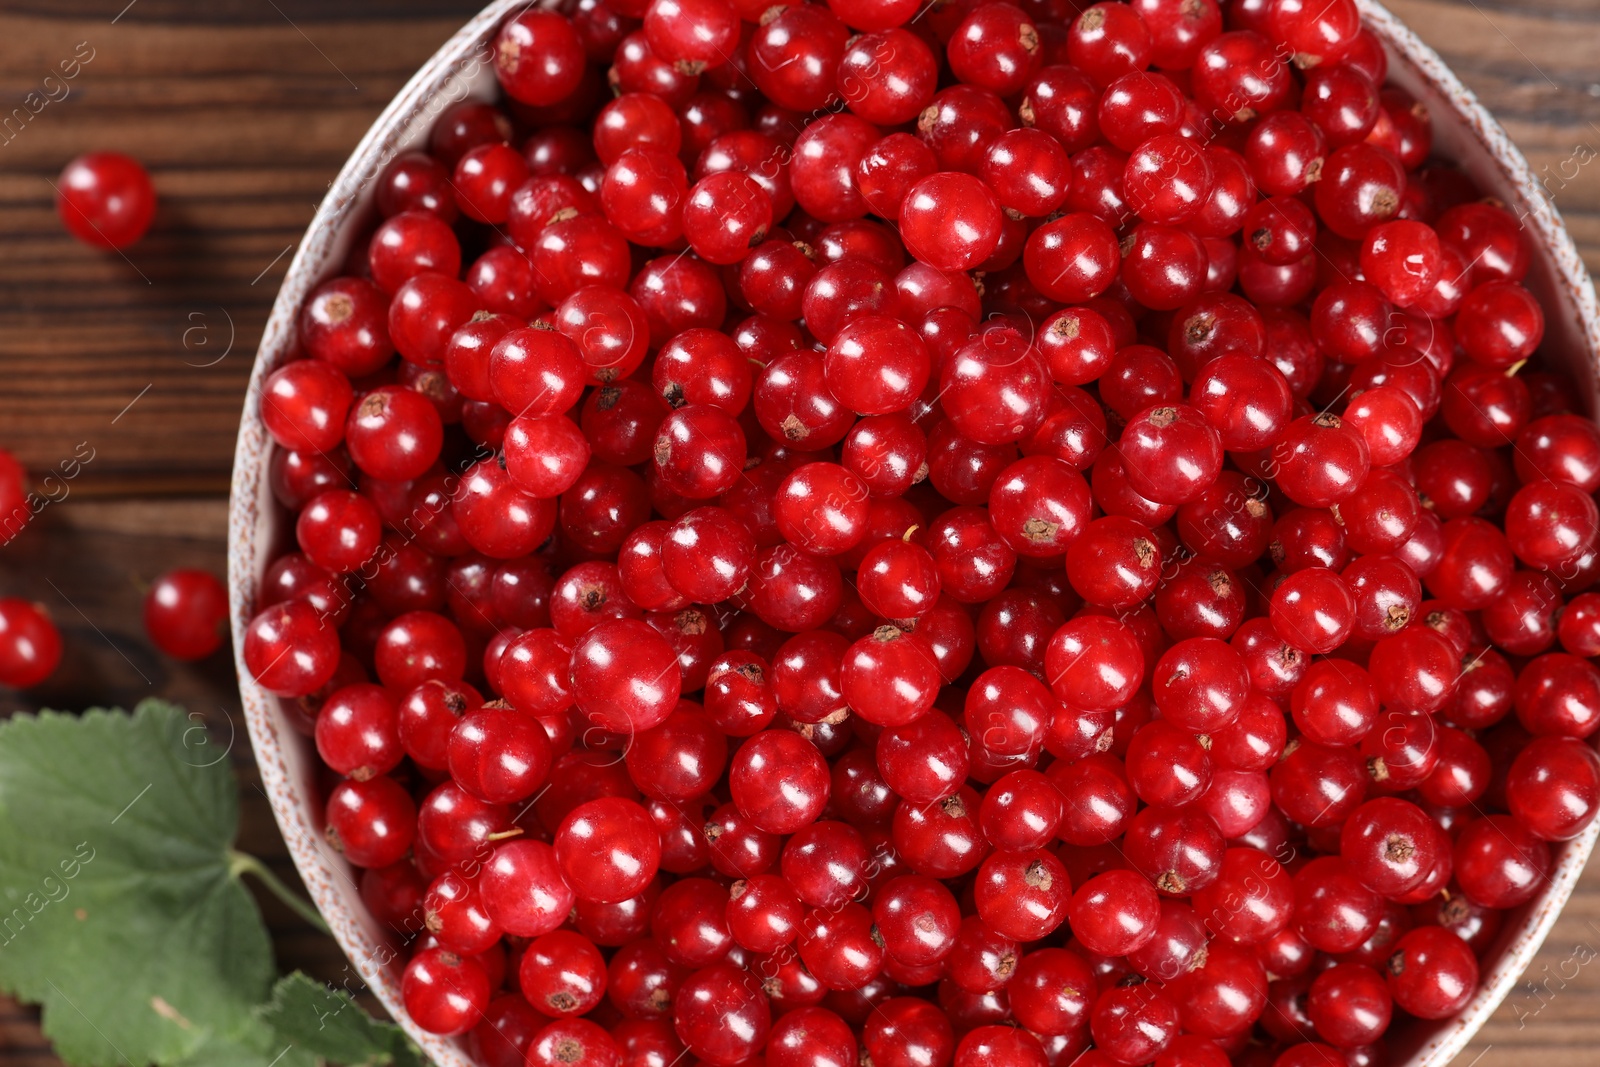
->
0, 6, 483, 496
0, 0, 1599, 1064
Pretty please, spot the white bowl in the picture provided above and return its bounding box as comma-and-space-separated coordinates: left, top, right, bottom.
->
228, 3, 1600, 1064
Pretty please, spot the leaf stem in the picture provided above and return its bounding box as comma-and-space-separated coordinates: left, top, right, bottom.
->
229, 850, 332, 935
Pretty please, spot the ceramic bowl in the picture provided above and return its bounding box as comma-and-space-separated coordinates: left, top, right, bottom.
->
228, 2, 1600, 1063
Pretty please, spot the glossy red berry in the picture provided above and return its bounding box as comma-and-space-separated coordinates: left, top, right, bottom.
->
143, 569, 227, 661
403, 947, 490, 1035
495, 10, 586, 106
554, 797, 661, 904
674, 961, 771, 1066
56, 152, 156, 248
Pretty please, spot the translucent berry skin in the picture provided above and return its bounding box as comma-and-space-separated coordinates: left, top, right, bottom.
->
1125, 132, 1215, 225
494, 10, 586, 106
1358, 220, 1442, 307
644, 0, 739, 70
1270, 567, 1355, 654
837, 29, 937, 126
299, 277, 395, 376
243, 600, 339, 697
518, 928, 606, 1017
626, 703, 727, 803
1190, 352, 1293, 452
1340, 797, 1446, 898
843, 625, 941, 727
973, 847, 1071, 941
1293, 857, 1383, 954
315, 683, 403, 780
373, 610, 466, 690
796, 899, 883, 990
1068, 3, 1153, 86
1314, 143, 1405, 239
1190, 847, 1294, 944
774, 462, 871, 557
730, 729, 830, 834
448, 705, 553, 804
402, 946, 490, 1036
424, 869, 501, 957
1506, 735, 1600, 841
683, 172, 773, 265
296, 489, 381, 574
857, 538, 941, 621
1289, 659, 1377, 748
480, 839, 575, 938
497, 629, 575, 717
673, 961, 772, 1066
1367, 626, 1458, 712
1024, 213, 1121, 304
261, 360, 353, 454
743, 544, 845, 633
986, 456, 1093, 560
1196, 32, 1295, 121
1306, 962, 1392, 1048
1151, 636, 1247, 732
653, 404, 747, 500
1068, 868, 1160, 956
955, 1025, 1049, 1067
876, 709, 967, 804
861, 998, 955, 1067
503, 414, 590, 498
554, 797, 661, 904
824, 315, 932, 417
325, 776, 416, 869
1119, 404, 1223, 506
1385, 925, 1478, 1020
143, 569, 227, 661
389, 272, 480, 368
901, 172, 1005, 272
1425, 516, 1514, 610
939, 331, 1053, 447
1515, 413, 1600, 491
454, 143, 530, 224
398, 679, 482, 770
871, 873, 961, 967
1045, 615, 1144, 711
527, 1018, 620, 1067
569, 618, 682, 733
1271, 413, 1371, 507
346, 385, 445, 482
728, 873, 804, 954
1456, 281, 1545, 369
1506, 479, 1599, 569
1067, 515, 1161, 609
56, 152, 157, 248
1454, 814, 1550, 909
1510, 655, 1600, 739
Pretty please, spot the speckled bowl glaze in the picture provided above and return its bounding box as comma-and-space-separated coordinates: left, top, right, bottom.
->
229, 2, 1600, 1063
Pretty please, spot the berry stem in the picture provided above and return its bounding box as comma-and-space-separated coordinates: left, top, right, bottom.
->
229, 849, 331, 934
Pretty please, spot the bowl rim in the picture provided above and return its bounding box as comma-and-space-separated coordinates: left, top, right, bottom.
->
229, 4, 526, 1064
1348, 6, 1600, 1065
227, 3, 1600, 1064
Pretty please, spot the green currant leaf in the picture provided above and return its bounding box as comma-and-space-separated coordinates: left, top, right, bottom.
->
0, 700, 287, 1066
165, 1016, 315, 1067
259, 973, 425, 1067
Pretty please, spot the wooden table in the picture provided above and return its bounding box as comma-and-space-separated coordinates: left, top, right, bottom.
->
1, 0, 1599, 1064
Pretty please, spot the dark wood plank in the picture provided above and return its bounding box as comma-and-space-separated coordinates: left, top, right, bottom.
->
0, 6, 485, 495
0, 0, 1598, 495
0, 497, 354, 1058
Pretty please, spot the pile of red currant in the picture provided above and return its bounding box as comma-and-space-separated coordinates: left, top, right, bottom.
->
241, 0, 1600, 1065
